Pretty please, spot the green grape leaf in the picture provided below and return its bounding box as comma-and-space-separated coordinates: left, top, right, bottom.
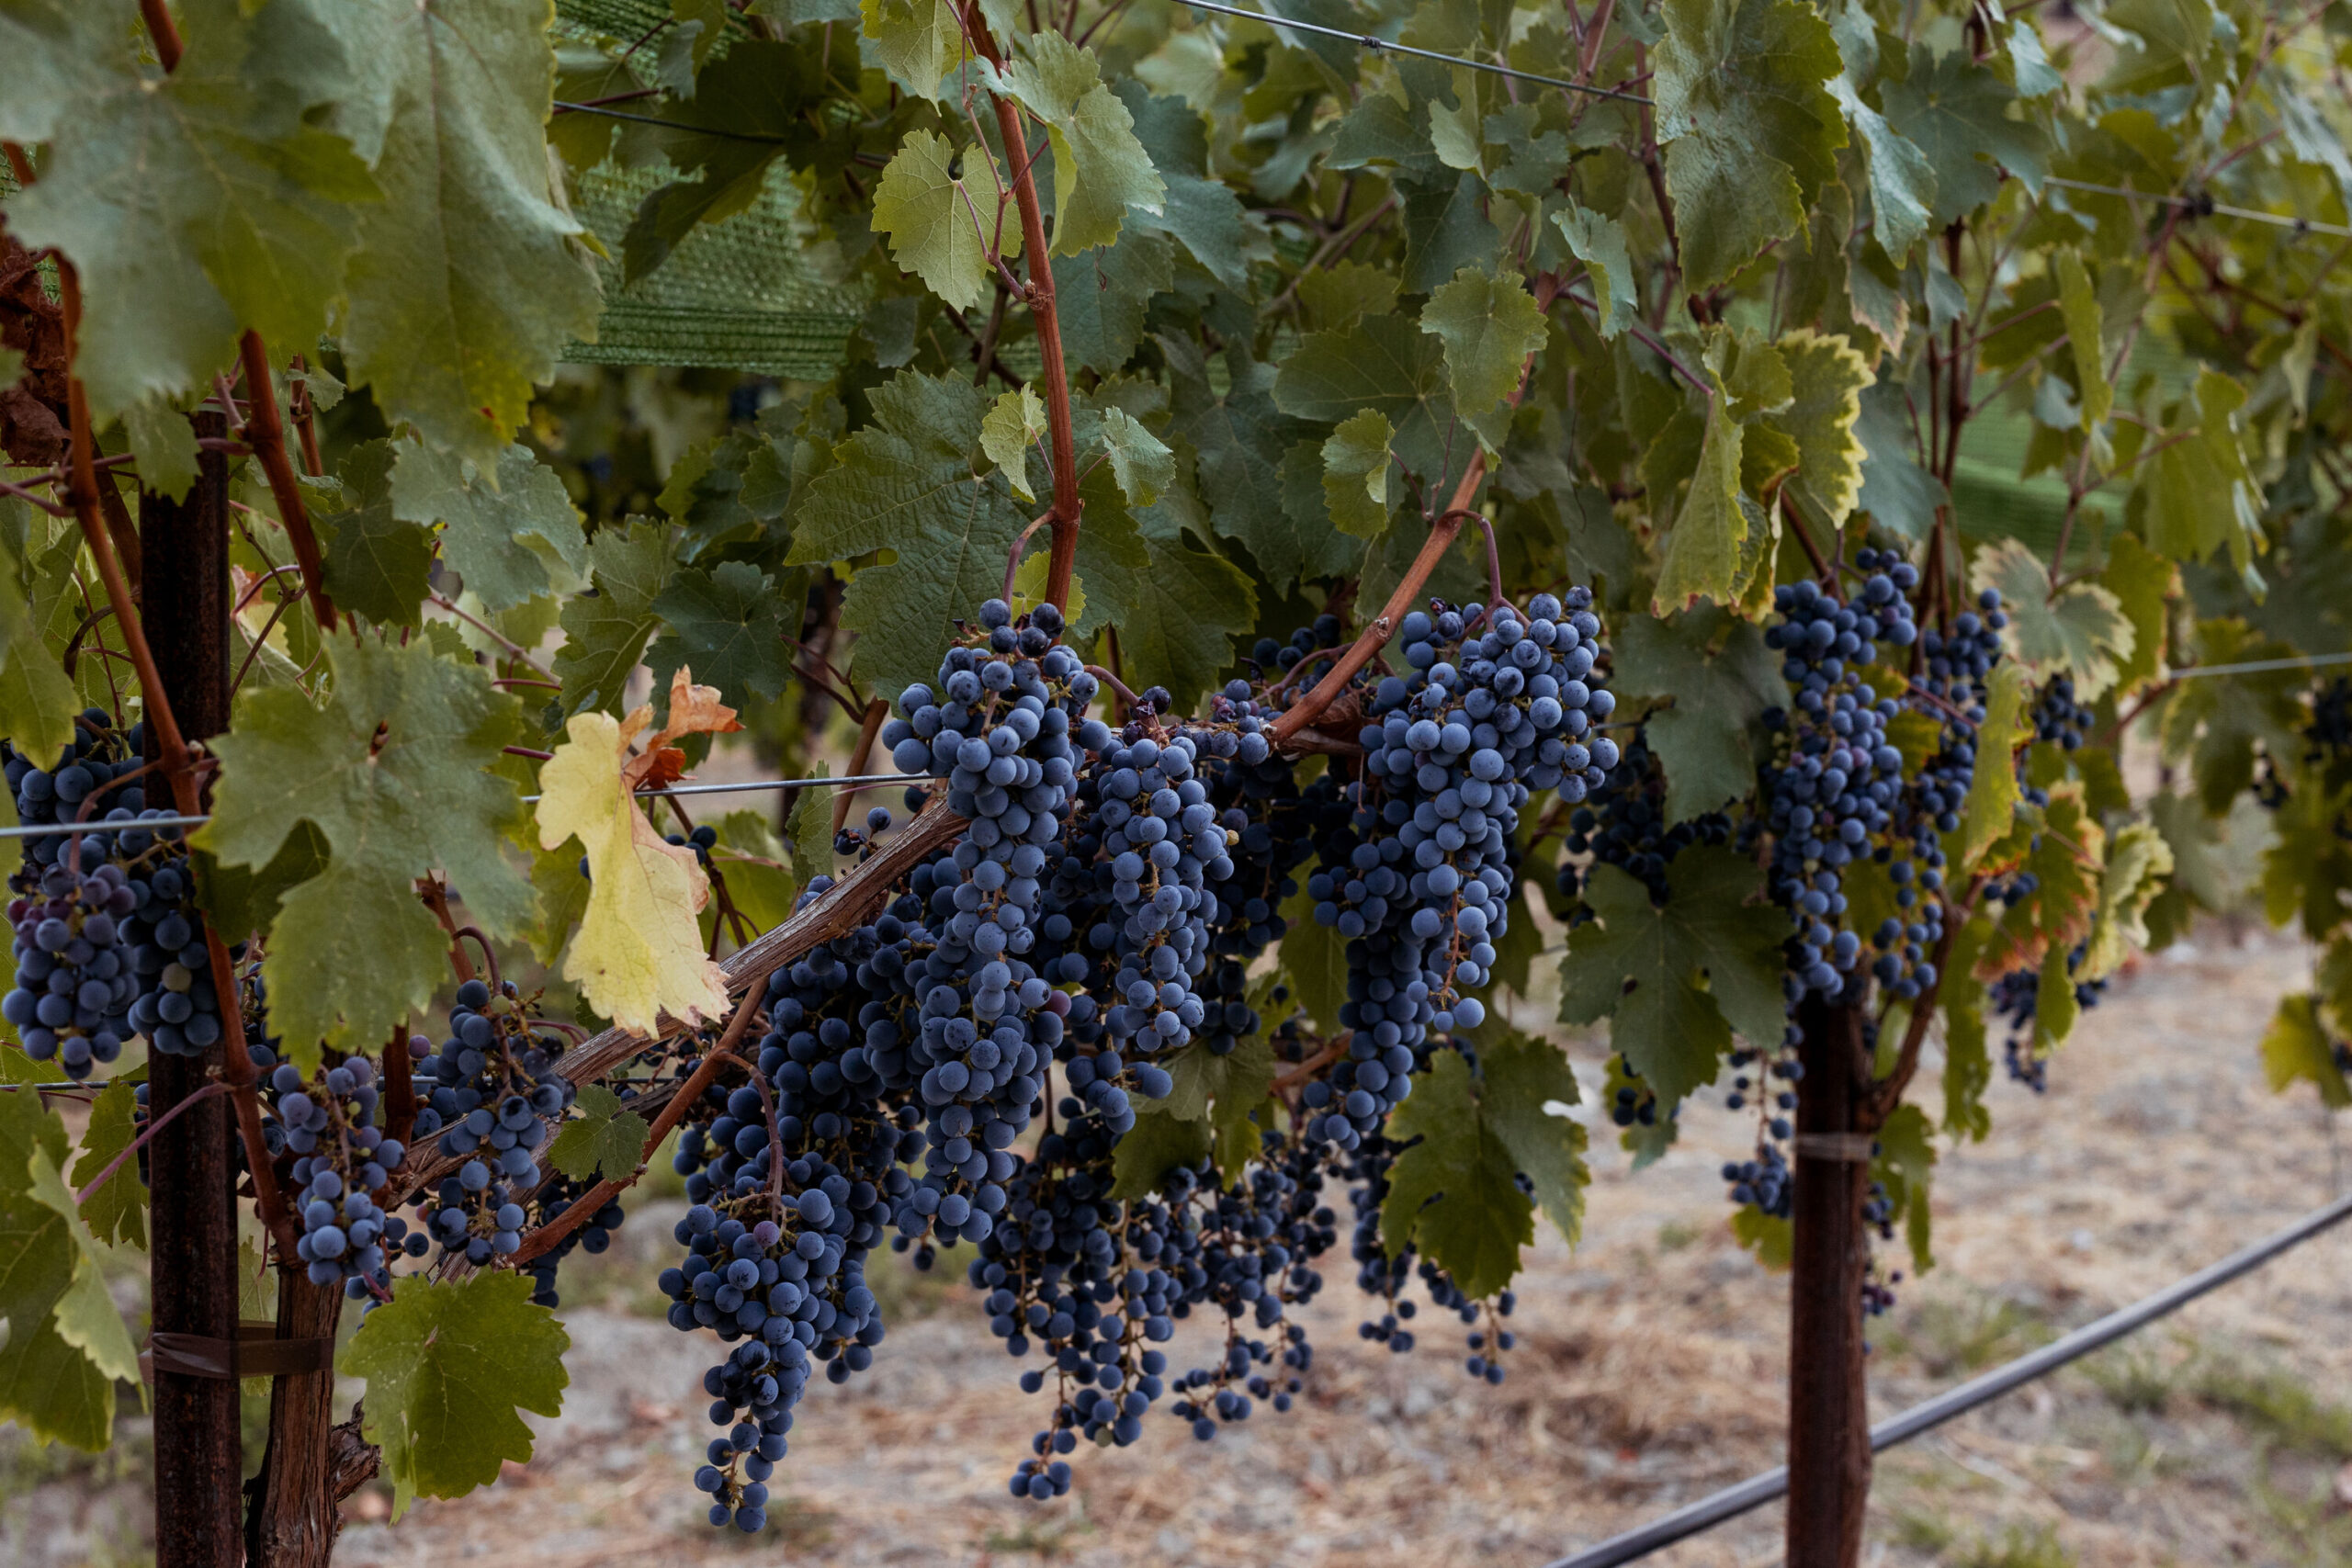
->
859, 0, 963, 98
1653, 0, 1846, 294
547, 1084, 651, 1185
0, 1093, 111, 1450
994, 34, 1166, 256
874, 129, 1007, 313
1298, 261, 1401, 333
1276, 876, 1350, 1033
1101, 408, 1175, 509
1954, 661, 2031, 872
1272, 314, 1457, 484
1400, 171, 1506, 295
344, 0, 603, 468
646, 560, 796, 711
1320, 410, 1396, 538
1112, 82, 1261, 295
1051, 231, 1174, 376
1881, 45, 2047, 223
785, 372, 1034, 703
1611, 606, 1786, 821
67, 1077, 145, 1251
1155, 1032, 1277, 1181
2260, 776, 2352, 938
1379, 1050, 1534, 1299
980, 385, 1049, 503
1732, 1203, 1793, 1269
1077, 479, 1258, 714
1940, 917, 1994, 1142
2052, 248, 2113, 429
25, 1148, 137, 1385
616, 37, 845, 282
1826, 75, 1935, 262
1107, 1107, 1211, 1200
554, 520, 676, 721
526, 840, 593, 968
8, 0, 377, 424
1651, 393, 1747, 613
2097, 530, 2174, 698
1765, 329, 1872, 524
1557, 850, 1788, 1105
1420, 266, 1547, 452
704, 811, 800, 936
1555, 202, 1638, 340
198, 636, 535, 1066
2032, 936, 2080, 1052
345, 1270, 570, 1508
196, 821, 330, 949
120, 396, 202, 505
2156, 621, 2306, 815
2079, 820, 2171, 982
1478, 1029, 1589, 1248
0, 531, 78, 766
2134, 368, 2262, 573
391, 441, 588, 613
783, 763, 836, 888
2260, 994, 2350, 1109
316, 441, 432, 630
1872, 1102, 1937, 1273
1854, 379, 1946, 540
1973, 538, 2135, 701
1165, 339, 1331, 593
0, 0, 124, 145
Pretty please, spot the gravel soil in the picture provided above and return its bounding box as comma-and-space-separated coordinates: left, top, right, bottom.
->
9, 926, 2350, 1568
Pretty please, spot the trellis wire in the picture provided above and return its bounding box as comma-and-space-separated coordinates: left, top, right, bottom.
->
0, 773, 931, 841
9, 644, 2348, 845
1540, 1189, 2352, 1568
2041, 174, 2352, 241
1171, 0, 1653, 104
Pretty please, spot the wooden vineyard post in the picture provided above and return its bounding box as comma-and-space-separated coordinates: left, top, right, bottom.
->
139, 409, 244, 1567
1786, 993, 1874, 1566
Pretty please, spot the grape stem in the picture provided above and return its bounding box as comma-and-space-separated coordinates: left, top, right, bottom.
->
450, 926, 502, 991
1266, 505, 1475, 745
507, 982, 767, 1266
1271, 276, 1560, 743
396, 801, 970, 1213
1000, 509, 1054, 604
831, 698, 893, 837
1083, 663, 1141, 716
73, 1081, 231, 1207
234, 332, 337, 631
956, 5, 1083, 615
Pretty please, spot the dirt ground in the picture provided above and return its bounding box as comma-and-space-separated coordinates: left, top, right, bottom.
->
8, 923, 2350, 1568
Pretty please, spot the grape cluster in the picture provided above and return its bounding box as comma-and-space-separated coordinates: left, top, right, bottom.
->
409, 979, 574, 1265
1559, 729, 1736, 907
3, 719, 222, 1076
1989, 942, 2105, 1091
2030, 676, 2094, 753
270, 1054, 413, 1296
1302, 592, 1613, 1148
522, 1177, 628, 1309
882, 599, 1107, 1238
1759, 567, 1920, 999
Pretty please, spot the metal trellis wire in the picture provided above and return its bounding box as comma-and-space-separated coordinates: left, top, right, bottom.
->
1170, 0, 1652, 104
0, 773, 933, 840
1540, 1189, 2352, 1568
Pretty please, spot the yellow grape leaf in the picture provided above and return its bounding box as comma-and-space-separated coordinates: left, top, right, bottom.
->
534, 670, 735, 1033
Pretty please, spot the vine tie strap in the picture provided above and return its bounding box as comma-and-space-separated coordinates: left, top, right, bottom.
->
142, 1323, 334, 1382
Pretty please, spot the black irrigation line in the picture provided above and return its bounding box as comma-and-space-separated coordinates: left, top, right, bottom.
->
1540, 1189, 2352, 1568
0, 773, 933, 841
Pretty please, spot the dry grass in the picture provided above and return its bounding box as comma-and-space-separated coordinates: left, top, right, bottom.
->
9, 927, 2350, 1568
